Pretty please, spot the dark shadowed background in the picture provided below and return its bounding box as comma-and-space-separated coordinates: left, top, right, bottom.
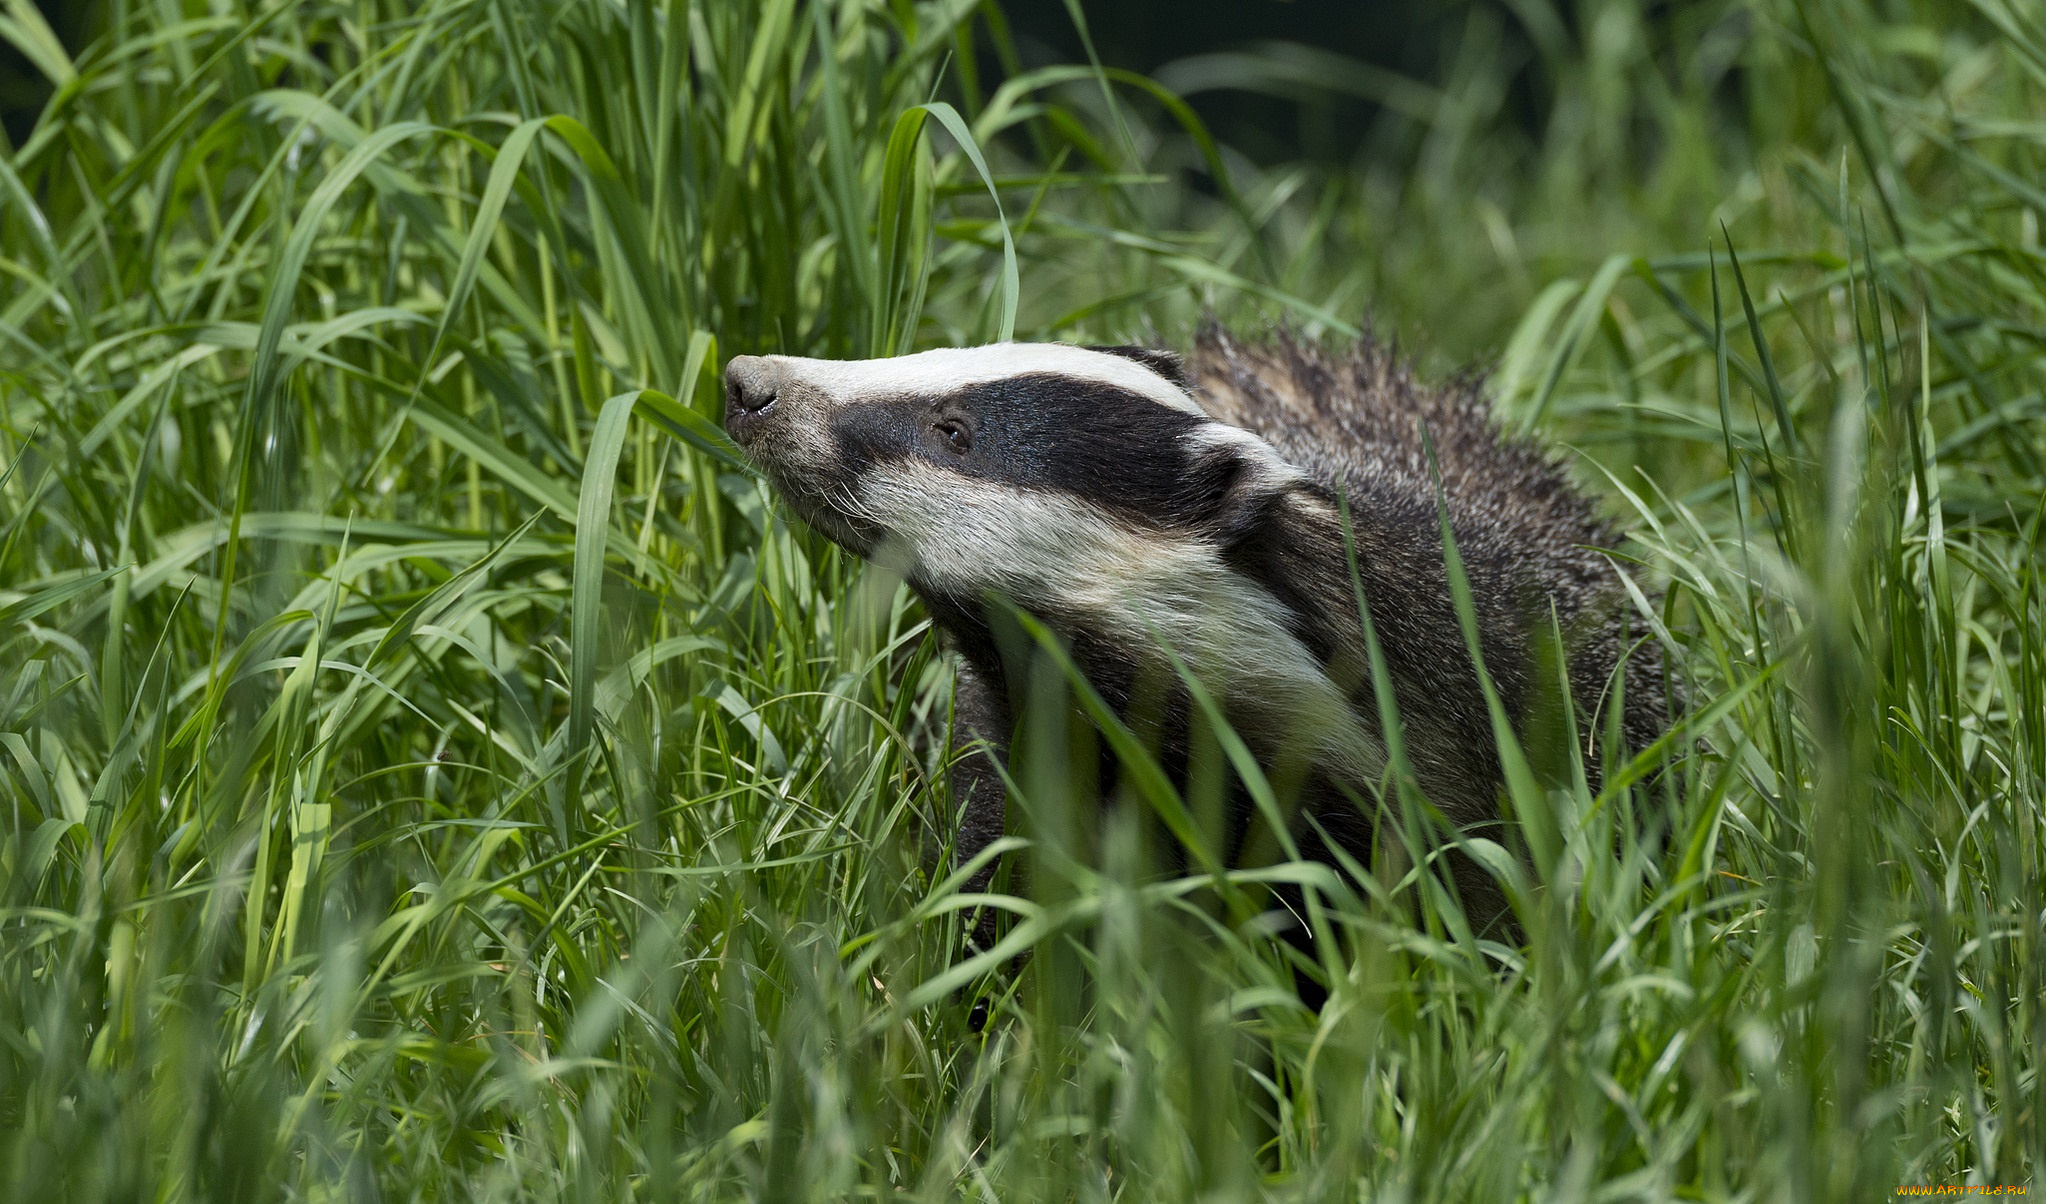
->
0, 0, 94, 146
4, 0, 1733, 163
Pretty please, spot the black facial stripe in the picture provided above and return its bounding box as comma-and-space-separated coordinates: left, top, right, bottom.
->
828, 373, 1239, 529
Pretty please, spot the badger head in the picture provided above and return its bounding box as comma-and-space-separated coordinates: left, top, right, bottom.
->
722, 344, 1304, 611
724, 342, 1381, 787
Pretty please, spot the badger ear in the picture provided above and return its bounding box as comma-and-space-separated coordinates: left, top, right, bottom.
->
1183, 427, 1297, 545
1088, 345, 1187, 387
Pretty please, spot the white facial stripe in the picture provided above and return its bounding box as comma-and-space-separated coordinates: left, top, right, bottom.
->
860, 460, 1171, 605
857, 460, 1385, 786
762, 343, 1207, 417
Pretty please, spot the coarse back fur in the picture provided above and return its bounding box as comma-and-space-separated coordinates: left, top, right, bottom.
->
1189, 325, 1671, 797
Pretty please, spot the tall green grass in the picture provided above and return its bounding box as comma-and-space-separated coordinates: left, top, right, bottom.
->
1, 0, 2040, 1197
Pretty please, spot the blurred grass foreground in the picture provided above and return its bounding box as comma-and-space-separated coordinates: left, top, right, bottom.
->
2, 0, 2043, 1198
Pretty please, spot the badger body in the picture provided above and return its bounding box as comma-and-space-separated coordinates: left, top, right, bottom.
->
723, 330, 1671, 927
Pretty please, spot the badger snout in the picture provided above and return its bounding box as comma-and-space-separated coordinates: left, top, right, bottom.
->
723, 355, 782, 443
719, 354, 868, 547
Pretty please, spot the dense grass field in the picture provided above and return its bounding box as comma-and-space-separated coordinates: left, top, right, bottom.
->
2, 0, 2042, 1198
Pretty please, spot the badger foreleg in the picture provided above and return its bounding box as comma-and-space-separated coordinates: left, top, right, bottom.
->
947, 659, 1010, 953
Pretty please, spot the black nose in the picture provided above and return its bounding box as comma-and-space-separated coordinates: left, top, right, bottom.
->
724, 357, 779, 428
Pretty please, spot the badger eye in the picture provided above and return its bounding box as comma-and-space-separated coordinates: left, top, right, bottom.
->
934, 419, 972, 454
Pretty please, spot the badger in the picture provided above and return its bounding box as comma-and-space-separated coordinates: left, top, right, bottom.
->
722, 327, 1673, 936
